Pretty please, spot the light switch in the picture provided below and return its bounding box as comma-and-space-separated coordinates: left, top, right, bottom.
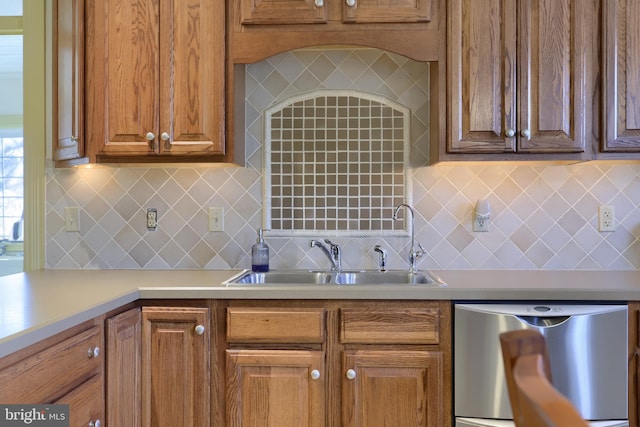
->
64, 207, 80, 232
209, 207, 224, 232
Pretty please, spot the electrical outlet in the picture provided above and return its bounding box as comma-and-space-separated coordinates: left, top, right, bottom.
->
64, 206, 80, 232
473, 215, 490, 232
598, 205, 615, 232
146, 208, 158, 231
209, 207, 224, 232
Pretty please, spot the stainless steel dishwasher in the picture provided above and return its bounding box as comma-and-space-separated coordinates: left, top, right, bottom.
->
454, 303, 628, 427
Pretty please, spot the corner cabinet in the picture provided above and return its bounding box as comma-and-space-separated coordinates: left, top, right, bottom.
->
601, 0, 640, 154
446, 0, 595, 160
106, 305, 210, 427
85, 0, 226, 163
222, 301, 451, 427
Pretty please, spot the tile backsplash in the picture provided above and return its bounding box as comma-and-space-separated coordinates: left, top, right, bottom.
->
45, 48, 640, 271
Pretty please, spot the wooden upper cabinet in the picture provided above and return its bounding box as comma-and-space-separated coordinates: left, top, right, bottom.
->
238, 0, 432, 25
602, 0, 640, 152
86, 0, 226, 163
53, 0, 87, 166
447, 0, 593, 158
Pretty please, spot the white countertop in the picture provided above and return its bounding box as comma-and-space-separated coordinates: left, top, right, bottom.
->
1, 268, 640, 358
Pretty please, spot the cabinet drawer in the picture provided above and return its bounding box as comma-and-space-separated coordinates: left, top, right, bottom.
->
55, 374, 103, 426
0, 325, 102, 402
227, 308, 325, 343
340, 307, 440, 344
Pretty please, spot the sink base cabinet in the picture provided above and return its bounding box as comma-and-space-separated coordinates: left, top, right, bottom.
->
221, 300, 451, 427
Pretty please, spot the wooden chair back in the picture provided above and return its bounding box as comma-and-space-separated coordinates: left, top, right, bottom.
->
499, 329, 589, 427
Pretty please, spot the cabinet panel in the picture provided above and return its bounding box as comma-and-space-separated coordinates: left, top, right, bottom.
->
602, 0, 640, 151
106, 308, 141, 427
142, 307, 210, 427
226, 350, 325, 427
342, 350, 443, 427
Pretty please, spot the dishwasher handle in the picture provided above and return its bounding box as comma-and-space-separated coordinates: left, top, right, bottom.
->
516, 315, 571, 328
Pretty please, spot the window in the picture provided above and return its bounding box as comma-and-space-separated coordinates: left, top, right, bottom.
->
0, 0, 24, 274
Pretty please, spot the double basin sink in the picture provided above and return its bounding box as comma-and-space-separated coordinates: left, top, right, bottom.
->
224, 269, 446, 286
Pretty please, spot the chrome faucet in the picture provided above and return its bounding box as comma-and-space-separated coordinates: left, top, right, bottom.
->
374, 245, 387, 272
392, 203, 426, 273
309, 239, 342, 271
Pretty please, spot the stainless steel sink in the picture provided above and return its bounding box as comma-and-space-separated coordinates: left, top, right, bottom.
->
225, 270, 332, 285
224, 270, 446, 286
333, 270, 440, 285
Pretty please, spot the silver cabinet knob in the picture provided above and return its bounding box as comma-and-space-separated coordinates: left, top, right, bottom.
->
195, 325, 205, 335
70, 135, 78, 142
89, 420, 101, 427
521, 129, 530, 139
160, 132, 170, 141
311, 369, 321, 380
315, 0, 324, 6
87, 347, 100, 358
145, 132, 155, 141
505, 129, 515, 138
346, 369, 356, 380
346, 0, 356, 6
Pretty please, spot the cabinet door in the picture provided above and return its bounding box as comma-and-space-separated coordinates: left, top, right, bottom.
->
86, 0, 225, 160
448, 0, 591, 155
142, 307, 210, 427
159, 0, 225, 156
226, 350, 325, 427
55, 374, 103, 427
516, 0, 590, 154
342, 0, 432, 24
53, 0, 86, 164
342, 350, 443, 427
106, 308, 142, 427
448, 0, 517, 153
602, 0, 640, 152
87, 0, 160, 157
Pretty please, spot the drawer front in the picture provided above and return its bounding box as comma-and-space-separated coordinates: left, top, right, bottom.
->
55, 374, 103, 427
0, 325, 102, 403
227, 308, 326, 343
340, 307, 440, 344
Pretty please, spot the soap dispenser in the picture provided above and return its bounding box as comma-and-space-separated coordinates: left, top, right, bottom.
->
251, 228, 270, 272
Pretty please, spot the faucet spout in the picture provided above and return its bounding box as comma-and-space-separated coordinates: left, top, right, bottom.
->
310, 239, 342, 271
392, 203, 426, 273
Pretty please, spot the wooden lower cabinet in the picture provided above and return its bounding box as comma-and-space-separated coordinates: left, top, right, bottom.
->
226, 350, 326, 427
0, 318, 104, 424
222, 300, 451, 427
106, 305, 210, 427
342, 350, 443, 427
